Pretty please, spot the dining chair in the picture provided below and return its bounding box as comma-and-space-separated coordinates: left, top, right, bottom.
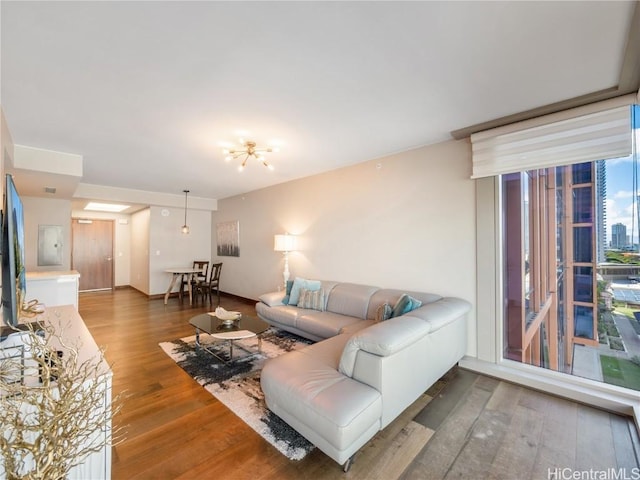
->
197, 262, 222, 305
180, 260, 209, 302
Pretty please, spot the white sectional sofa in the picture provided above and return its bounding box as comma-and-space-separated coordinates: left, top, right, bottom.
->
257, 281, 471, 471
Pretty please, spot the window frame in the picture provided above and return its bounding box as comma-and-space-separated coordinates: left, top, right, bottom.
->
462, 175, 639, 424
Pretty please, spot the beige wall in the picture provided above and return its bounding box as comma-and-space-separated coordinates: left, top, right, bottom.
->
212, 139, 477, 353
64, 205, 212, 295
130, 209, 150, 294
23, 196, 72, 272
148, 205, 211, 295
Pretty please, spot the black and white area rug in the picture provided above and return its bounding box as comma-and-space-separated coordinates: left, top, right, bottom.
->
159, 328, 315, 461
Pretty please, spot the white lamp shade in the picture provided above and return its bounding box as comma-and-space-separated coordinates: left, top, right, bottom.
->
274, 234, 296, 252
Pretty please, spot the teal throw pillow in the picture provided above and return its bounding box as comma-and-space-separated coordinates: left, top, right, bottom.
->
282, 280, 294, 305
288, 277, 322, 306
391, 293, 422, 318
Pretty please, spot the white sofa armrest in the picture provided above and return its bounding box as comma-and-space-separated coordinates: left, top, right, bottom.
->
338, 316, 430, 377
258, 291, 286, 307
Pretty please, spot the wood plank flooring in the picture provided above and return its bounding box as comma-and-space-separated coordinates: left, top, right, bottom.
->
78, 288, 639, 479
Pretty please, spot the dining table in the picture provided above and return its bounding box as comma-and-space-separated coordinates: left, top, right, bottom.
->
163, 267, 204, 305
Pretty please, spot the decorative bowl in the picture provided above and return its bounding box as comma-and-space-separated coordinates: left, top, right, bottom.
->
214, 307, 241, 322
220, 316, 240, 326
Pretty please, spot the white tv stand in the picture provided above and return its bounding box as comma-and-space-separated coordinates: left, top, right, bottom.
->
0, 305, 112, 479
25, 270, 80, 309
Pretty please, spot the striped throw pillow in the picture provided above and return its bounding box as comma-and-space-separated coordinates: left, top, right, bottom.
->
298, 288, 325, 311
375, 303, 393, 322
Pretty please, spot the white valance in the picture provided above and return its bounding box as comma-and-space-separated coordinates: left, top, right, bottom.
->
471, 96, 636, 179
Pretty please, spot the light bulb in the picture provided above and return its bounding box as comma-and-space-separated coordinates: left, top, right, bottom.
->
238, 165, 244, 172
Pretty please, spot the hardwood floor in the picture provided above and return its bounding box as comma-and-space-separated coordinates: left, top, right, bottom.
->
78, 289, 639, 479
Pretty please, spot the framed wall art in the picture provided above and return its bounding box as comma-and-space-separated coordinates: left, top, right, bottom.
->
216, 220, 240, 257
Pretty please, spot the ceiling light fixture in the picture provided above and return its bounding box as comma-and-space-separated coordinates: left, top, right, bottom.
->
84, 202, 130, 213
181, 189, 190, 234
223, 140, 277, 172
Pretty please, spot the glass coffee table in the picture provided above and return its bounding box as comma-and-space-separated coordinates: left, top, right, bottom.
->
189, 313, 269, 363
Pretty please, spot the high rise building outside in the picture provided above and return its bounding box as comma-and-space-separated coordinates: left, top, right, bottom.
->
612, 222, 627, 249
596, 160, 607, 262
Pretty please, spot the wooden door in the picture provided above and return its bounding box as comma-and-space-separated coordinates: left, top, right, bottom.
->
71, 219, 114, 291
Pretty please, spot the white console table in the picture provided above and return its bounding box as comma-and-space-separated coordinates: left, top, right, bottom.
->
0, 305, 112, 479
26, 270, 80, 309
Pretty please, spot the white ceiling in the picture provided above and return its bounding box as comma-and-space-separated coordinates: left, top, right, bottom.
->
1, 1, 638, 207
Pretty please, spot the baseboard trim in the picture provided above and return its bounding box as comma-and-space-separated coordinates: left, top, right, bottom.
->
125, 287, 256, 305
219, 291, 257, 305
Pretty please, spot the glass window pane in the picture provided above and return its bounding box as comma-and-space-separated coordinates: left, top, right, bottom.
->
557, 276, 565, 337
502, 173, 524, 362
556, 175, 564, 265
573, 227, 592, 263
524, 173, 532, 321
500, 147, 640, 392
572, 162, 592, 184
573, 186, 592, 223
556, 166, 564, 187
573, 266, 593, 302
574, 305, 594, 339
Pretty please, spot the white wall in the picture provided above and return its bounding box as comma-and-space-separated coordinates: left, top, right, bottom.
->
148, 205, 211, 295
212, 139, 477, 354
1, 108, 12, 199
475, 176, 499, 363
0, 110, 12, 295
70, 210, 132, 287
23, 196, 72, 272
130, 209, 150, 294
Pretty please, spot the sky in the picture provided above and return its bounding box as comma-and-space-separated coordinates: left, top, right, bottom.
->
606, 156, 635, 244
602, 106, 640, 245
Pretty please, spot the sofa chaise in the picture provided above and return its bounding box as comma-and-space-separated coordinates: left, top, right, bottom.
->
257, 280, 471, 471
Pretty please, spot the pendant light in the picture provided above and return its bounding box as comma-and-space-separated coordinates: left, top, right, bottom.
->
181, 189, 190, 234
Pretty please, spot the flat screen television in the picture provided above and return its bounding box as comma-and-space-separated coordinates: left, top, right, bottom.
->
1, 174, 26, 327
